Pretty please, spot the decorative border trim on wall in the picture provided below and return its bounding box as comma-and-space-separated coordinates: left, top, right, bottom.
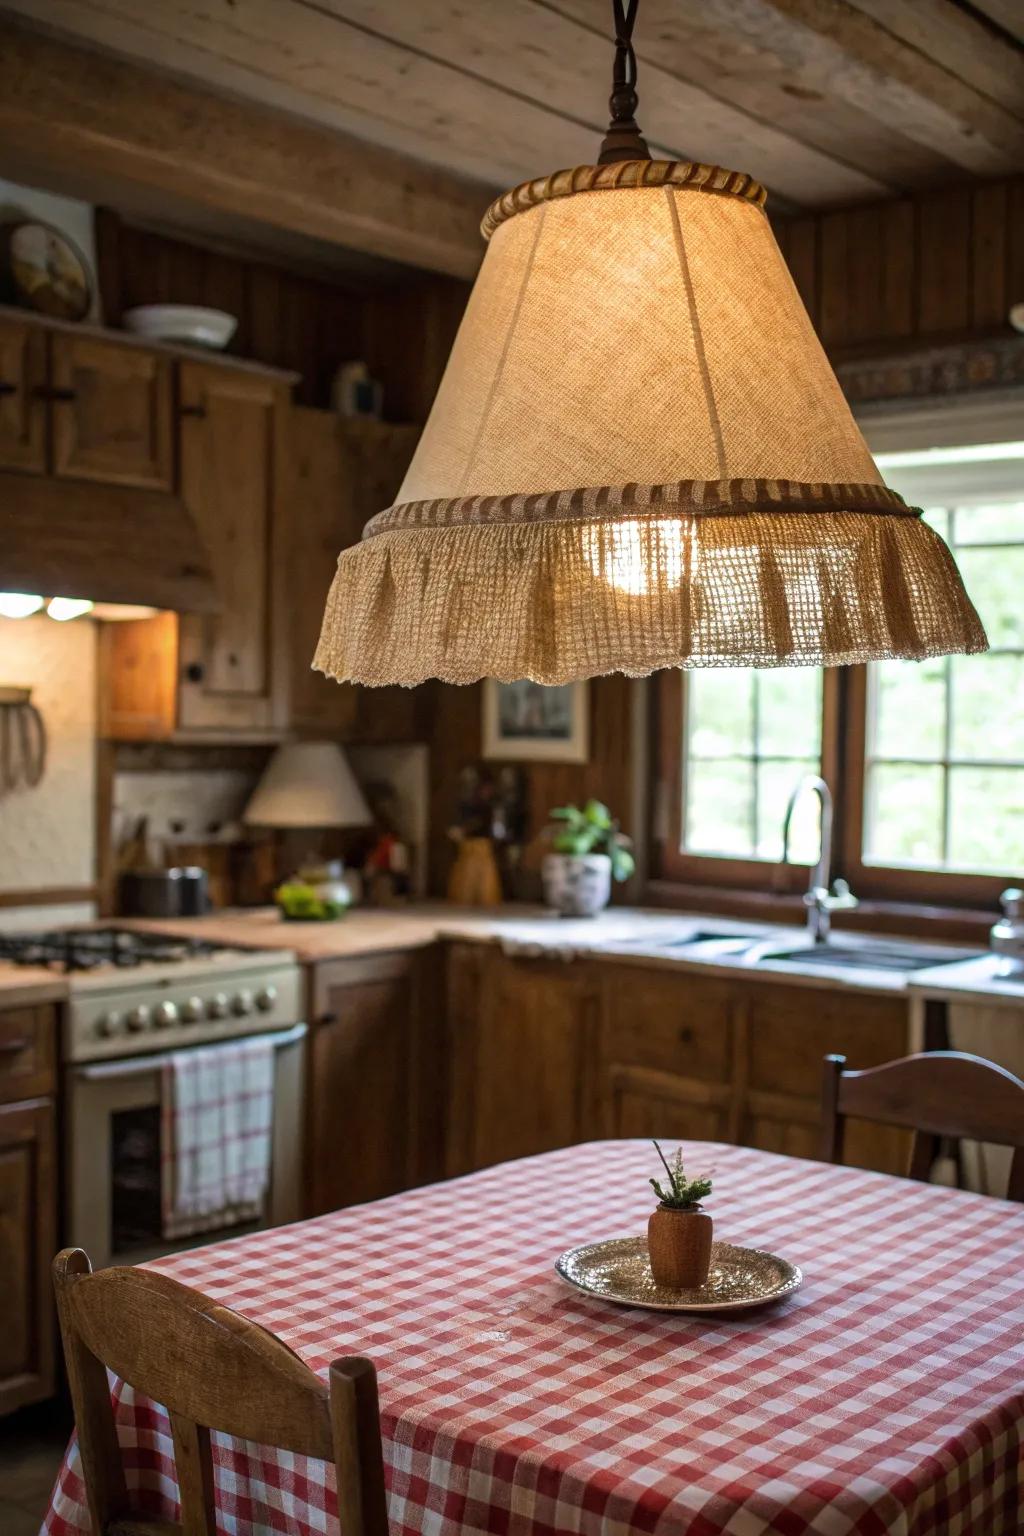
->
837, 336, 1024, 404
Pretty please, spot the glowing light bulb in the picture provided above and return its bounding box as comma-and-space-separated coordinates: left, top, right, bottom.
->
0, 593, 44, 619
584, 518, 688, 595
46, 597, 94, 622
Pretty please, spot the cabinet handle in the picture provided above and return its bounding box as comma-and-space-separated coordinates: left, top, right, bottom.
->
0, 381, 17, 397
678, 1026, 694, 1044
318, 1012, 338, 1026
0, 1037, 29, 1054
34, 385, 77, 402
179, 403, 207, 418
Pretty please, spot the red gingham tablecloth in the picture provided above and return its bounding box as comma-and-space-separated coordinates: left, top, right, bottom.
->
42, 1141, 1024, 1536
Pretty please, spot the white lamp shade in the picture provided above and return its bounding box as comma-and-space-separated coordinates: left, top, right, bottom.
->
243, 742, 371, 829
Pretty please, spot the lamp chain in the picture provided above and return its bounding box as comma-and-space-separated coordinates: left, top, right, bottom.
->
598, 0, 651, 164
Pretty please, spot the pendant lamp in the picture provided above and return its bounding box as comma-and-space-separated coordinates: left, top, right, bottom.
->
315, 1, 986, 687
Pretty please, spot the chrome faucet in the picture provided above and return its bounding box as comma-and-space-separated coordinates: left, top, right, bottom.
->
780, 774, 858, 945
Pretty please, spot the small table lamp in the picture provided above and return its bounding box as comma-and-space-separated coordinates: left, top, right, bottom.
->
243, 742, 371, 906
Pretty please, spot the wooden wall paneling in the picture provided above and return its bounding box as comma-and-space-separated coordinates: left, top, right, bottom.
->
916, 188, 972, 337
819, 211, 850, 347
427, 674, 637, 897
777, 216, 819, 324
1007, 180, 1024, 321
971, 182, 1008, 331
878, 199, 915, 342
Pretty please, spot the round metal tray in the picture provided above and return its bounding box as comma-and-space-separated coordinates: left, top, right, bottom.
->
555, 1236, 802, 1313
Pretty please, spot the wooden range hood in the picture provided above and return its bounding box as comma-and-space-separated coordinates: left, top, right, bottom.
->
1, 472, 219, 614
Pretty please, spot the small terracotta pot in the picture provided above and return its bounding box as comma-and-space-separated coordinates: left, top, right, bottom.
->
647, 1204, 713, 1288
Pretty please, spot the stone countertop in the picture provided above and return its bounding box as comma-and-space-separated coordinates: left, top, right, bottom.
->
119, 905, 986, 998
908, 952, 1024, 1009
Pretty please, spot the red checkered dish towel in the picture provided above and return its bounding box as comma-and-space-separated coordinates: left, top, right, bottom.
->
160, 1036, 274, 1240
43, 1141, 1024, 1536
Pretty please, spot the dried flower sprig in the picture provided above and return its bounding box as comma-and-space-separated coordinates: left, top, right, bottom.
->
649, 1140, 713, 1209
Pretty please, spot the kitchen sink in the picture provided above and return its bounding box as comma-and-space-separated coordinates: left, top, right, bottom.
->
756, 942, 980, 973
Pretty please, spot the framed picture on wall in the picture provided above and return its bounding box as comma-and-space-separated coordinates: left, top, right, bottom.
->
482, 679, 589, 763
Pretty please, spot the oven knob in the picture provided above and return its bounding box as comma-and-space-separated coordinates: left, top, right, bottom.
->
232, 989, 254, 1016
95, 1011, 123, 1038
255, 985, 277, 1012
126, 1005, 151, 1033
153, 1000, 179, 1028
180, 996, 204, 1023
207, 993, 230, 1020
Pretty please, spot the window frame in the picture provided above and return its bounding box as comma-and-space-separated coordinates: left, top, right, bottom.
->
652, 667, 840, 895
841, 663, 1016, 907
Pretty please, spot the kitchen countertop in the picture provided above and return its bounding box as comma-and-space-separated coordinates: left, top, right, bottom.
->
0, 964, 69, 1005
122, 905, 994, 998
2, 905, 1015, 1005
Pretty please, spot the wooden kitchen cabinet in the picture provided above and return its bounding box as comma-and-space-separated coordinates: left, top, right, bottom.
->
50, 331, 172, 488
0, 1000, 58, 1415
288, 409, 422, 739
447, 947, 600, 1174
307, 951, 421, 1215
600, 969, 738, 1143
0, 314, 46, 473
177, 362, 289, 733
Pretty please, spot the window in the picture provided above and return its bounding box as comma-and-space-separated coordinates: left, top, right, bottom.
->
683, 668, 823, 863
862, 505, 1024, 877
654, 419, 1023, 908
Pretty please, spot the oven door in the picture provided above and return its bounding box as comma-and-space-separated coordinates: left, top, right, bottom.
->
65, 1023, 306, 1268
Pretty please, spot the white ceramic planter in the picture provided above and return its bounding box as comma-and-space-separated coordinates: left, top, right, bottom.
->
542, 852, 612, 917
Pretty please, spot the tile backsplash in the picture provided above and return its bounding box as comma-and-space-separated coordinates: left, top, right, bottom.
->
0, 615, 96, 908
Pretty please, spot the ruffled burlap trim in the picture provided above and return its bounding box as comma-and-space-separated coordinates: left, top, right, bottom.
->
314, 509, 988, 687
363, 479, 912, 538
481, 160, 767, 240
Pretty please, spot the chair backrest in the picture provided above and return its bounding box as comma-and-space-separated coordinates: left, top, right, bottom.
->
820, 1051, 1024, 1202
53, 1248, 389, 1536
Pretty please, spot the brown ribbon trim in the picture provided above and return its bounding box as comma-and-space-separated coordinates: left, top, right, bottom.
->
362, 479, 918, 540
481, 160, 767, 240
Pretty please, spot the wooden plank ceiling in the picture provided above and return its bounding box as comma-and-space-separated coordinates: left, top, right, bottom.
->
3, 0, 1022, 215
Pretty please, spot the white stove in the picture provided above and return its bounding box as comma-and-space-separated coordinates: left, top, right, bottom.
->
0, 925, 303, 1062
0, 925, 309, 1267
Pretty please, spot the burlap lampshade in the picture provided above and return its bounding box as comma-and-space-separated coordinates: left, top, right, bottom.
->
315, 160, 986, 686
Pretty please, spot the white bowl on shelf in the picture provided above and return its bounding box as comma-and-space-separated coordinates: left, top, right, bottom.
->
122, 305, 238, 350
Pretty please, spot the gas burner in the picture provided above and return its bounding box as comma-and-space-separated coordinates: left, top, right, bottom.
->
0, 926, 226, 974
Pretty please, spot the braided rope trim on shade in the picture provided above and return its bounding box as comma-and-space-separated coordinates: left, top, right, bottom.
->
314, 510, 988, 687
363, 479, 913, 537
481, 160, 767, 239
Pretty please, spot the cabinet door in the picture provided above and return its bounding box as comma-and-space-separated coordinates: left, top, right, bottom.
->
740, 984, 910, 1174
0, 1098, 57, 1414
307, 953, 416, 1215
605, 1065, 732, 1143
472, 953, 596, 1170
51, 333, 172, 487
0, 1004, 57, 1105
0, 317, 46, 472
288, 411, 419, 736
177, 364, 287, 733
599, 966, 739, 1145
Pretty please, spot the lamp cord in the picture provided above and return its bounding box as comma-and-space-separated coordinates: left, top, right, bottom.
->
599, 0, 651, 163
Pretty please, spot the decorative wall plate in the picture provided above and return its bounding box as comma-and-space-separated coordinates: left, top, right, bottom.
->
1, 219, 92, 321
555, 1236, 802, 1313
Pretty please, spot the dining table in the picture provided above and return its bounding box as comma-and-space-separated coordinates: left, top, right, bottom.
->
42, 1139, 1023, 1536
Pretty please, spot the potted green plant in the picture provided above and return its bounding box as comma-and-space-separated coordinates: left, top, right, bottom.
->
542, 799, 634, 917
646, 1141, 714, 1289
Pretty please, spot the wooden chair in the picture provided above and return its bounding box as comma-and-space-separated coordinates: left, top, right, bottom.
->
820, 1051, 1024, 1203
53, 1248, 390, 1536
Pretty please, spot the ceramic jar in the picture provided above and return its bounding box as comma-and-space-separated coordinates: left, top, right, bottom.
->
647, 1204, 714, 1288
541, 852, 612, 917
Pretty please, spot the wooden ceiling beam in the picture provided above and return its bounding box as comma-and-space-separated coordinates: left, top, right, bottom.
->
702, 0, 1024, 177
0, 21, 491, 280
